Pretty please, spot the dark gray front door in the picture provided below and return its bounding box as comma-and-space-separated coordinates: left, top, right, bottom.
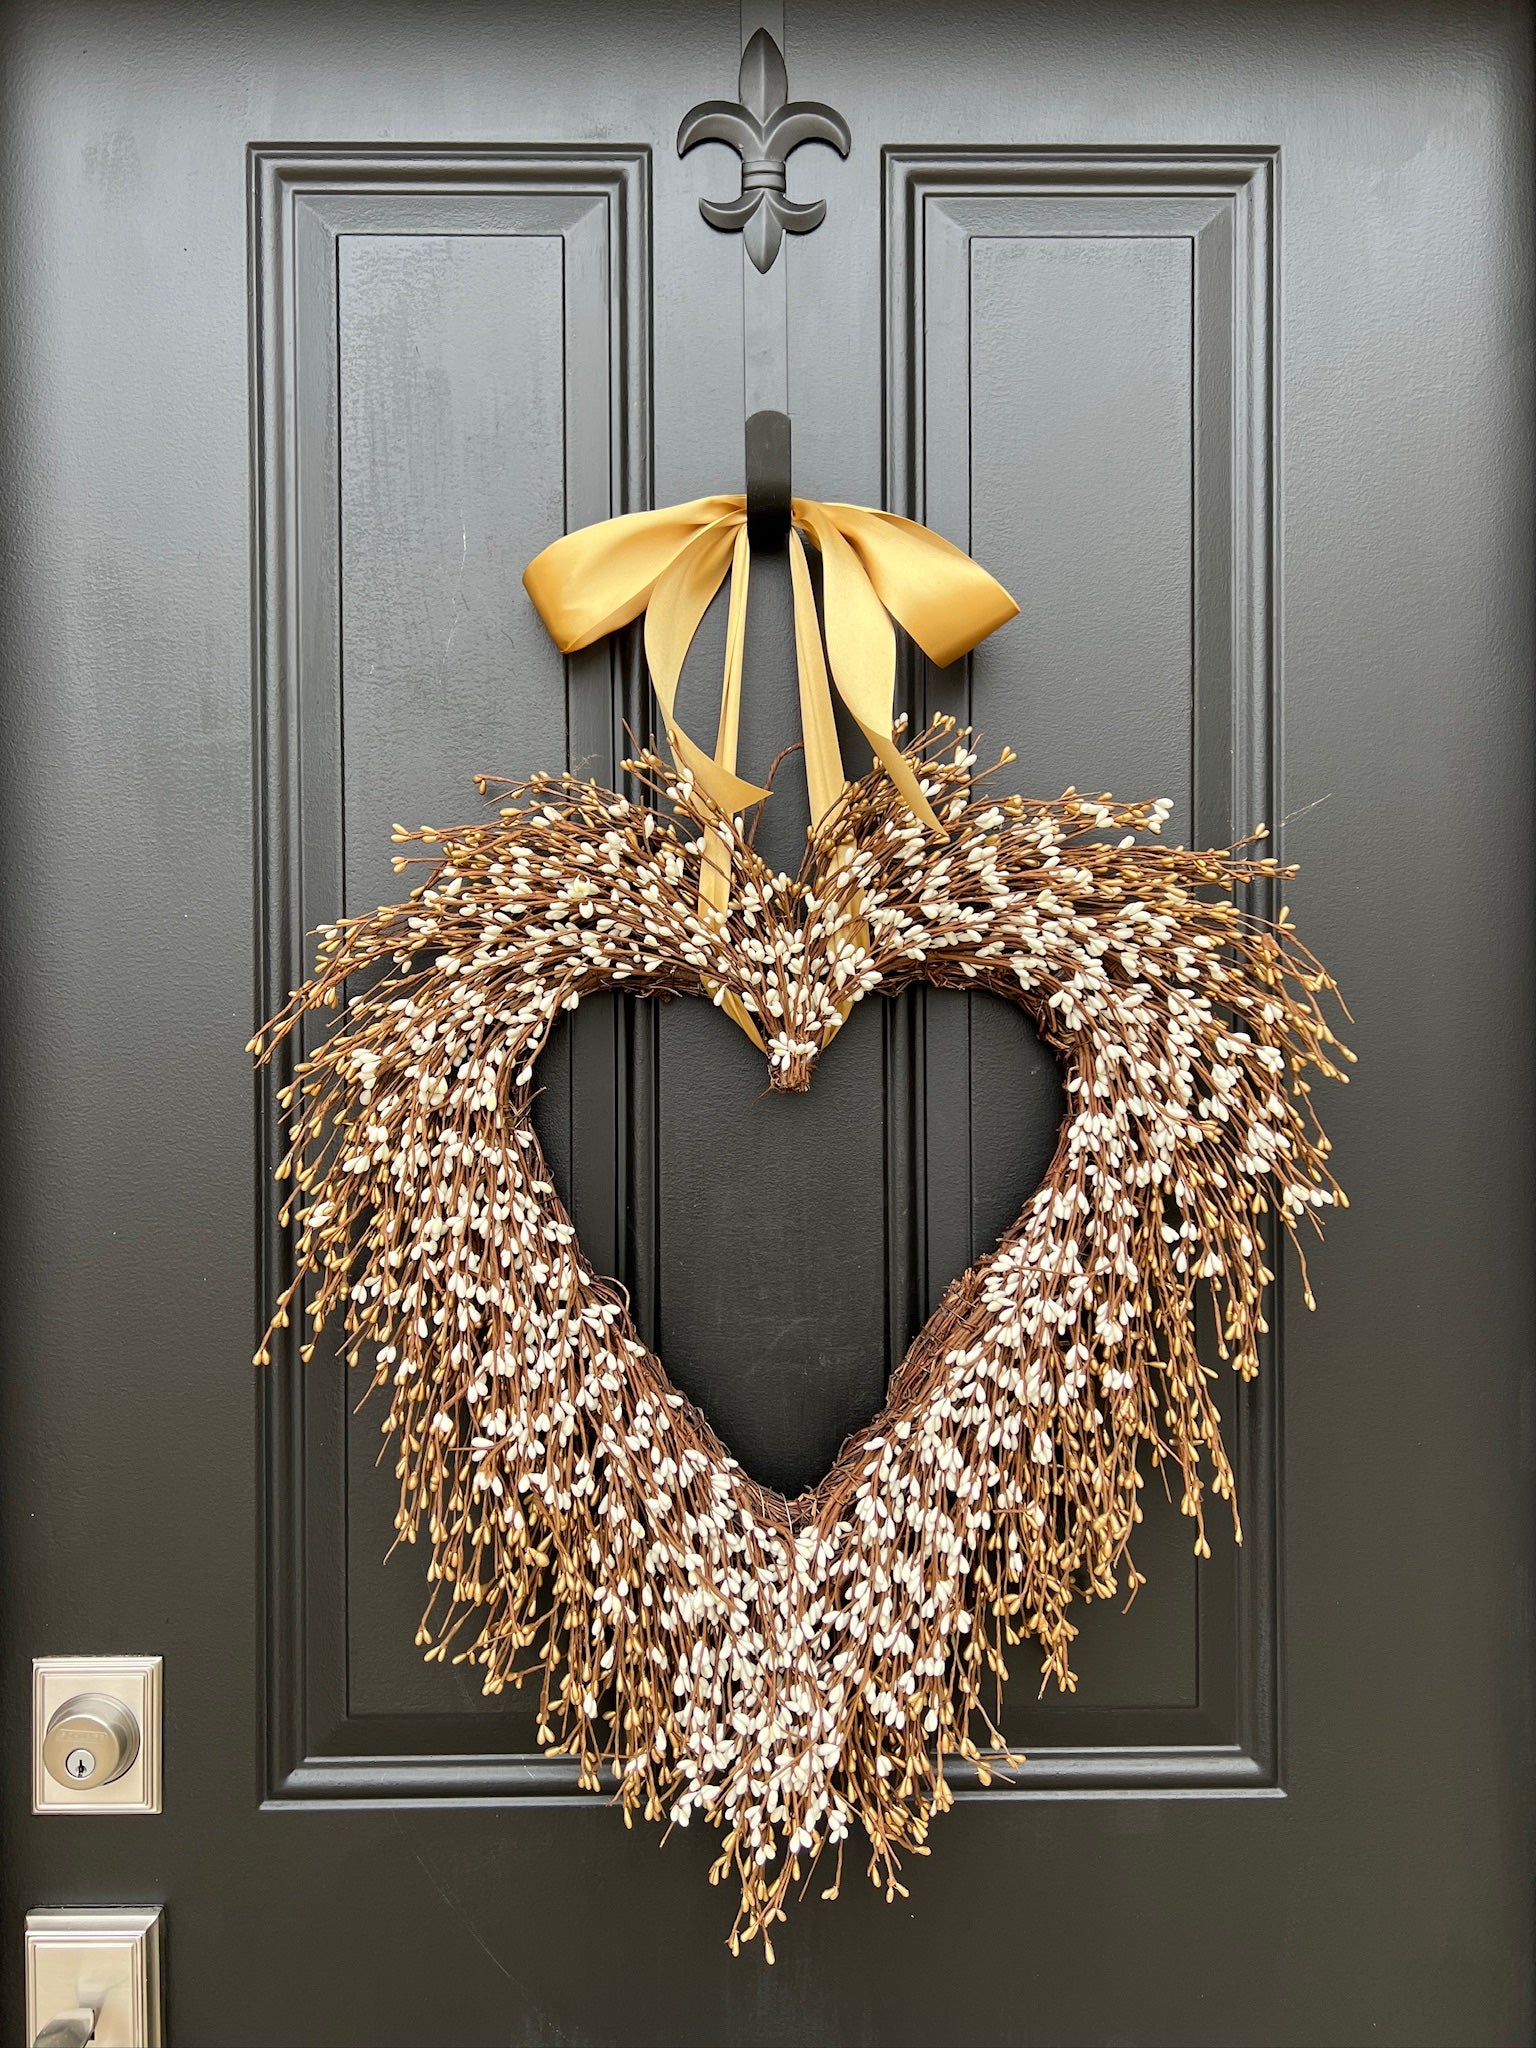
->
3, 4, 1531, 2043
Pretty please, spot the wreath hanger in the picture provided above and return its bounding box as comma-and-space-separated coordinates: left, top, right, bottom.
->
678, 25, 821, 551
744, 406, 792, 550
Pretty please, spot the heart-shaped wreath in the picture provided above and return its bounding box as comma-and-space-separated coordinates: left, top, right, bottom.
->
253, 728, 1348, 1955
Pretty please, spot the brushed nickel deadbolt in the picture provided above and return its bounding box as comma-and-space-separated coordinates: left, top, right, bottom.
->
42, 1694, 140, 1792
32, 1658, 162, 1814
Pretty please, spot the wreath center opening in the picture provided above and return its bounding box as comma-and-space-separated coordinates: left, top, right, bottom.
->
535, 986, 1066, 1500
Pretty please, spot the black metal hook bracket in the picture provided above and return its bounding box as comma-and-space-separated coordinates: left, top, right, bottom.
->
745, 409, 792, 550
681, 28, 834, 552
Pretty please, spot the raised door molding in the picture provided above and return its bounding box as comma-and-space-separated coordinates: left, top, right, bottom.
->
885, 147, 1280, 1792
250, 145, 651, 1802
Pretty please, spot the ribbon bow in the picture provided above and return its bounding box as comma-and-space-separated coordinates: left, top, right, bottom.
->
523, 494, 1018, 1044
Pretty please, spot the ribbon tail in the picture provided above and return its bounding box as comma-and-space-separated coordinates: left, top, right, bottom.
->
795, 502, 947, 838
695, 527, 753, 911
785, 529, 872, 1046
859, 724, 946, 837
715, 526, 752, 776
646, 522, 770, 818
696, 829, 765, 1047
787, 531, 848, 834
694, 525, 766, 1050
719, 990, 765, 1049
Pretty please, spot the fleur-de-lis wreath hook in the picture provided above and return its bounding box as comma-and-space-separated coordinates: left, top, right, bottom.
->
677, 27, 851, 273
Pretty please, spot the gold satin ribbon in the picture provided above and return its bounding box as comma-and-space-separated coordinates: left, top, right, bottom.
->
523, 493, 1018, 1046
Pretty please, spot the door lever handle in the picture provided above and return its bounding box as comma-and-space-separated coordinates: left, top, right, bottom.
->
25, 1908, 162, 2048
33, 2007, 97, 2048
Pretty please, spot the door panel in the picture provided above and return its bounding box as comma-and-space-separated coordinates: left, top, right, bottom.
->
2, 4, 1531, 2044
258, 138, 1265, 1799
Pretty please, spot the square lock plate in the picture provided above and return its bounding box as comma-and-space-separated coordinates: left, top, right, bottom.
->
32, 1657, 162, 1814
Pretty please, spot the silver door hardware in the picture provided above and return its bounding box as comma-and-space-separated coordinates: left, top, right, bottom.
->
25, 1908, 163, 2048
42, 1694, 140, 1791
34, 2012, 97, 2048
33, 2015, 96, 2048
32, 1659, 161, 1815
